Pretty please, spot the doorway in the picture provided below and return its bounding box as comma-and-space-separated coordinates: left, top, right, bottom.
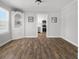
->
37, 14, 48, 37
42, 20, 47, 33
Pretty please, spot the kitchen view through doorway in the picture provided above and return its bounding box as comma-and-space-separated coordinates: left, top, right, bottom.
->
37, 14, 48, 37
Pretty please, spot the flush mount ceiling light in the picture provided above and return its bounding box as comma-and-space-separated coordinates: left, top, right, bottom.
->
35, 0, 43, 5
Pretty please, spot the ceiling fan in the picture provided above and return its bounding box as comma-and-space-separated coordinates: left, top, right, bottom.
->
35, 0, 43, 5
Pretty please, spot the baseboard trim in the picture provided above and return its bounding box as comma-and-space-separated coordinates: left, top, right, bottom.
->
11, 36, 25, 40
61, 36, 78, 47
0, 36, 77, 47
24, 36, 37, 38
47, 36, 78, 47
0, 40, 11, 47
47, 36, 61, 38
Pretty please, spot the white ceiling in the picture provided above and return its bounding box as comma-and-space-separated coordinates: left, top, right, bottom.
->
0, 0, 75, 12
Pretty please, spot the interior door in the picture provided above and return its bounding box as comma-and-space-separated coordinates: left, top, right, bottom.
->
11, 11, 24, 39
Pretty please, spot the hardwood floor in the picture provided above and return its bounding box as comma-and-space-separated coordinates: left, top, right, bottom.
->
0, 33, 78, 59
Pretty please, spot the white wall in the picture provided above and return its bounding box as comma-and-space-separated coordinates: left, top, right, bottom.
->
61, 1, 78, 46
0, 33, 11, 46
47, 12, 61, 37
25, 12, 61, 37
25, 13, 37, 37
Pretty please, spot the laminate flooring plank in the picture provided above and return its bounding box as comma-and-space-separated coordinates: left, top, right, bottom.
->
0, 33, 78, 59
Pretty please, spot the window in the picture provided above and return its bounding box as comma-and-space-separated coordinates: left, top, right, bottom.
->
0, 7, 9, 34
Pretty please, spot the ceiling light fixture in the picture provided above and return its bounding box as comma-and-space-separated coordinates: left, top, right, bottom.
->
35, 0, 43, 5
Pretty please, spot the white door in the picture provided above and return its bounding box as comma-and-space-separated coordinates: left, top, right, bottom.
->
11, 11, 24, 39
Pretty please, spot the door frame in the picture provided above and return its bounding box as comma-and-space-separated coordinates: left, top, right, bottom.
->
37, 14, 48, 37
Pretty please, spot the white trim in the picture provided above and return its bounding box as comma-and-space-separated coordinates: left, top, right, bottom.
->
61, 36, 78, 47
11, 36, 37, 40
46, 14, 48, 37
47, 36, 61, 38
0, 36, 77, 47
36, 15, 38, 37
11, 36, 24, 40
47, 36, 78, 47
24, 36, 37, 38
0, 40, 11, 47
